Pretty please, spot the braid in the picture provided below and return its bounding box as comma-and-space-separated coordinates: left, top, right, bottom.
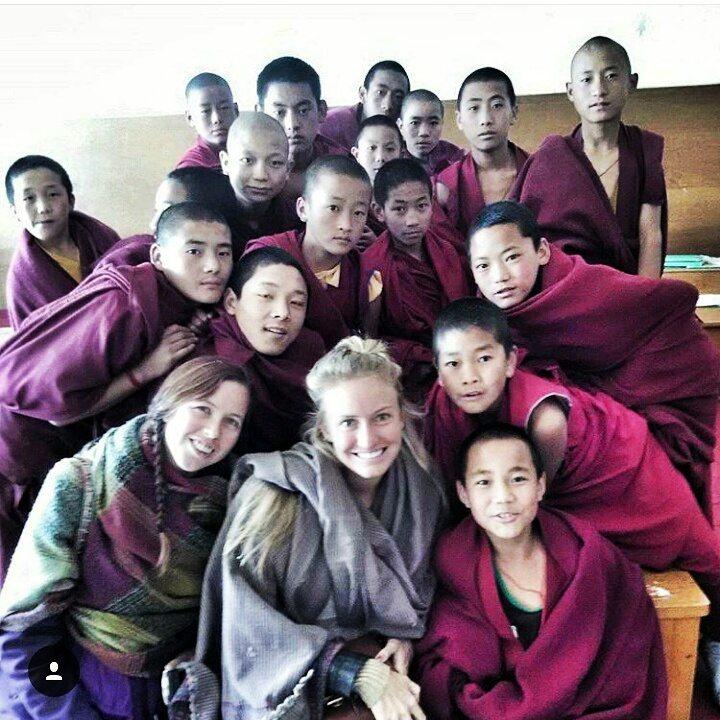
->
152, 417, 171, 574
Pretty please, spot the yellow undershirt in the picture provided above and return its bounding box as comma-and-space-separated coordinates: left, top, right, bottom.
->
43, 248, 82, 283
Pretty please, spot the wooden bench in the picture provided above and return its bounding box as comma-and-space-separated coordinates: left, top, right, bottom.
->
645, 569, 710, 720
664, 267, 720, 351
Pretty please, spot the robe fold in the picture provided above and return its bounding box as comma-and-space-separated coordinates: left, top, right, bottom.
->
235, 194, 303, 249
402, 139, 465, 177
424, 368, 720, 630
175, 136, 223, 171
245, 230, 373, 349
319, 103, 363, 151
199, 311, 325, 453
416, 508, 667, 720
361, 225, 470, 397
436, 144, 529, 237
501, 246, 719, 504
0, 264, 196, 578
92, 233, 154, 272
510, 123, 667, 274
6, 211, 120, 329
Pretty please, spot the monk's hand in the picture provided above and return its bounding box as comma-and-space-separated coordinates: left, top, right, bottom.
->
187, 308, 214, 336
134, 324, 197, 383
356, 226, 376, 251
376, 638, 414, 676
370, 669, 425, 720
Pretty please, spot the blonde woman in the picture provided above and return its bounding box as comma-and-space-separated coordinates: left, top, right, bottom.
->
172, 337, 447, 720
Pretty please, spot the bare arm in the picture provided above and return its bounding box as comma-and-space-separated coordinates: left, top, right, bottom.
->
637, 203, 663, 278
527, 399, 569, 486
435, 181, 450, 209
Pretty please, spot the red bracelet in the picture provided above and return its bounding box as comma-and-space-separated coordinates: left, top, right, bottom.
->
127, 369, 143, 389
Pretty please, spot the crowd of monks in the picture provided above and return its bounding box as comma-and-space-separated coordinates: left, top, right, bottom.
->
0, 32, 719, 718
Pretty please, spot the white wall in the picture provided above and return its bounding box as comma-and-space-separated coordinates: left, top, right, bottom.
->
0, 4, 718, 121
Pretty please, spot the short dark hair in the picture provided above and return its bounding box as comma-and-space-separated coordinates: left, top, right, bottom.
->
401, 89, 444, 118
257, 56, 322, 105
468, 201, 542, 251
230, 246, 307, 297
363, 60, 410, 91
458, 422, 544, 484
302, 155, 372, 198
457, 67, 517, 108
356, 114, 403, 147
573, 36, 632, 75
373, 158, 432, 207
5, 155, 73, 204
433, 297, 513, 363
185, 72, 232, 98
155, 202, 230, 246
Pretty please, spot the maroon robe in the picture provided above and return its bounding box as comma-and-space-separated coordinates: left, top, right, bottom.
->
501, 246, 719, 504
245, 230, 373, 349
235, 195, 302, 248
510, 124, 667, 274
175, 136, 223, 171
0, 263, 196, 578
424, 368, 720, 633
92, 233, 154, 272
362, 225, 470, 400
436, 144, 529, 237
6, 211, 120, 329
318, 103, 363, 151
199, 311, 324, 453
416, 508, 667, 720
401, 139, 465, 177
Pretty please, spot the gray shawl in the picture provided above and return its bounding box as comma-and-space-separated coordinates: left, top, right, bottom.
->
176, 441, 446, 720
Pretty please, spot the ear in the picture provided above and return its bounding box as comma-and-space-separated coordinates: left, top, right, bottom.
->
149, 242, 163, 270
185, 110, 195, 130
455, 108, 463, 132
254, 103, 263, 113
372, 201, 385, 223
232, 102, 240, 117
350, 146, 359, 160
565, 81, 574, 103
536, 472, 547, 502
396, 117, 404, 130
220, 149, 229, 175
358, 84, 367, 104
456, 480, 471, 509
296, 196, 308, 223
318, 100, 328, 123
509, 103, 518, 126
506, 346, 519, 379
223, 287, 239, 314
629, 73, 639, 91
10, 203, 20, 224
537, 237, 551, 266
68, 193, 76, 211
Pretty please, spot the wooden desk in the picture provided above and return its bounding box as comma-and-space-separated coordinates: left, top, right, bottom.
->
664, 267, 720, 350
645, 569, 710, 720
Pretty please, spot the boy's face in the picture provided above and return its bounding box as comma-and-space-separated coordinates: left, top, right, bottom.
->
351, 126, 402, 182
259, 82, 326, 165
221, 128, 290, 210
360, 70, 409, 121
457, 437, 545, 545
297, 172, 370, 258
456, 80, 516, 153
224, 263, 307, 356
376, 181, 432, 253
399, 100, 443, 159
566, 47, 637, 125
186, 85, 238, 148
150, 220, 233, 305
436, 326, 517, 415
469, 223, 550, 309
11, 168, 74, 244
150, 178, 187, 233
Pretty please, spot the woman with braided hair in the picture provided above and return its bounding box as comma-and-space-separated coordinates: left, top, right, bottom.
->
0, 356, 251, 720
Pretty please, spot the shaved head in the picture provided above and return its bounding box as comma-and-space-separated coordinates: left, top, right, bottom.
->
226, 111, 289, 155
571, 36, 632, 75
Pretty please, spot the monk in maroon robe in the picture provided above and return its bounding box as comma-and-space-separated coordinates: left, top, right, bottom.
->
0, 203, 234, 579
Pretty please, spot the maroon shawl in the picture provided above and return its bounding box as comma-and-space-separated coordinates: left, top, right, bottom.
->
6, 211, 120, 330
319, 103, 363, 151
201, 311, 325, 453
511, 124, 667, 274
175, 136, 223, 171
436, 144, 529, 237
245, 230, 373, 349
235, 195, 302, 249
92, 233, 154, 272
402, 140, 465, 177
502, 246, 719, 501
416, 508, 667, 720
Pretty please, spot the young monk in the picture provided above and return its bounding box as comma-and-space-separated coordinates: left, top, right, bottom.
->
320, 60, 410, 151
0, 357, 250, 720
220, 112, 301, 247
425, 297, 720, 697
436, 68, 529, 237
176, 72, 238, 172
168, 337, 446, 720
511, 36, 666, 276
245, 155, 380, 349
416, 423, 667, 719
197, 247, 325, 453
362, 158, 470, 402
4, 155, 120, 329
398, 89, 464, 177
0, 202, 233, 580
468, 200, 719, 506
256, 56, 347, 205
